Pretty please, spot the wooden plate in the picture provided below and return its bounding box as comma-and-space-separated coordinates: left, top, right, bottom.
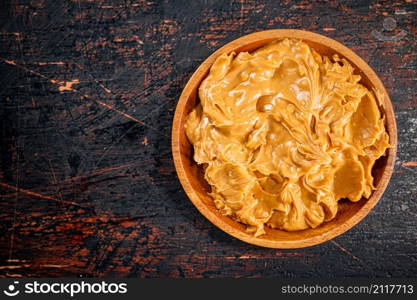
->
171, 29, 397, 248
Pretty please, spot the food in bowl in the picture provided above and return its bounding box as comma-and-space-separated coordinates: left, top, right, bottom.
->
184, 38, 390, 236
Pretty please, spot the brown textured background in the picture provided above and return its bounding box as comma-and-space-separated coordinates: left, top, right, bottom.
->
0, 0, 416, 278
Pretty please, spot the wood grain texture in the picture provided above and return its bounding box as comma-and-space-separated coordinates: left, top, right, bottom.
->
0, 0, 416, 277
172, 29, 397, 249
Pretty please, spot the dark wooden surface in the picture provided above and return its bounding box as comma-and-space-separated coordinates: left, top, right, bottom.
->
0, 0, 416, 278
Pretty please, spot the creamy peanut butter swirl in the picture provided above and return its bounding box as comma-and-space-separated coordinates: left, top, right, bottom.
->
185, 39, 390, 236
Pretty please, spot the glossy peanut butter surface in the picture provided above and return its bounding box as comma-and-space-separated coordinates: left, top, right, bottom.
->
185, 39, 390, 236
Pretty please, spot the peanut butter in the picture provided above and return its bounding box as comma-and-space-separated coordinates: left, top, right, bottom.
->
185, 39, 390, 236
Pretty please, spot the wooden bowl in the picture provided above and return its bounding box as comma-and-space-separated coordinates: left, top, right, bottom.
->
172, 29, 397, 248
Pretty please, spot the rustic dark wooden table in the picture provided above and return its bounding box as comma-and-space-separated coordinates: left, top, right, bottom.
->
0, 0, 416, 278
